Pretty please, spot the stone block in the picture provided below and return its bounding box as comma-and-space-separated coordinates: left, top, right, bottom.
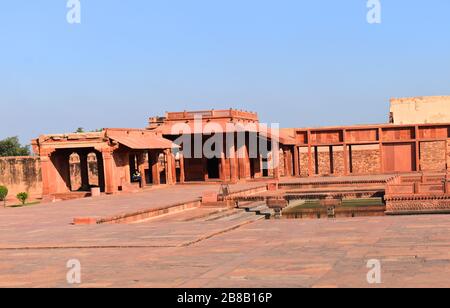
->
73, 217, 98, 225
266, 198, 288, 209
91, 187, 101, 197
202, 192, 218, 203
267, 182, 279, 191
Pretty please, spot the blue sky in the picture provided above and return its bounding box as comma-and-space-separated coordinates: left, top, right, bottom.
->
1, 0, 450, 144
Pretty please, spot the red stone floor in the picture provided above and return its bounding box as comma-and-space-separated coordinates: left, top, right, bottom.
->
0, 182, 264, 226
2, 214, 450, 287
1, 176, 449, 287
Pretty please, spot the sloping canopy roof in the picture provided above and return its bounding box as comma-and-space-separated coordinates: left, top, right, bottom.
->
258, 125, 296, 145
149, 122, 296, 145
106, 129, 178, 150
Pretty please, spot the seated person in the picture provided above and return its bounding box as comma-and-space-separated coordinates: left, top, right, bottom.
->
132, 170, 142, 183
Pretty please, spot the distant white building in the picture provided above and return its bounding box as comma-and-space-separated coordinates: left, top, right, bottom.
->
390, 96, 450, 125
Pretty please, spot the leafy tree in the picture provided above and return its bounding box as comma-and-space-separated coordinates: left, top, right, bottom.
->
0, 137, 30, 157
75, 127, 103, 133
16, 192, 29, 205
0, 186, 8, 208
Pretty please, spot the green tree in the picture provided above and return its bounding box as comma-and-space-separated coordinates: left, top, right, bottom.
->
0, 186, 8, 208
75, 127, 103, 133
16, 192, 29, 205
0, 137, 30, 157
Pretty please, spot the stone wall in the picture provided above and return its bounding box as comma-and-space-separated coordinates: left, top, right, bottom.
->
299, 148, 309, 177
420, 141, 446, 171
317, 147, 331, 175
448, 140, 450, 172
386, 199, 450, 214
299, 146, 378, 176
0, 156, 42, 200
333, 146, 345, 175
350, 145, 381, 174
390, 96, 450, 125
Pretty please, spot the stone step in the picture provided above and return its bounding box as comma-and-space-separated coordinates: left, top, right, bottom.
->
49, 192, 91, 202
203, 209, 245, 222
286, 186, 385, 194
212, 210, 263, 223
238, 202, 272, 219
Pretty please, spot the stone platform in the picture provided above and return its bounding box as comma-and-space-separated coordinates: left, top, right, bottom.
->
2, 215, 450, 287
2, 175, 450, 287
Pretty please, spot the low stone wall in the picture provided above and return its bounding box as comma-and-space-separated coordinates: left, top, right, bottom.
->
386, 198, 450, 215
385, 173, 450, 214
0, 156, 42, 201
420, 141, 446, 171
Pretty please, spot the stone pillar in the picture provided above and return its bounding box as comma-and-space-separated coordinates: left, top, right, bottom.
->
171, 152, 177, 184
179, 153, 185, 184
165, 149, 175, 185
171, 150, 177, 184
151, 151, 161, 185
284, 148, 292, 177
97, 152, 106, 192
230, 144, 238, 183
79, 152, 90, 191
138, 152, 147, 188
273, 150, 280, 180
378, 127, 384, 173
348, 145, 352, 174
101, 148, 116, 194
220, 150, 227, 181
241, 141, 250, 179
307, 131, 313, 177
40, 148, 55, 196
445, 174, 450, 194
415, 125, 420, 172
343, 144, 349, 175
293, 146, 300, 177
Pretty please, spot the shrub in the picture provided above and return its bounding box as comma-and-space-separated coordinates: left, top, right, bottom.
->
0, 186, 8, 207
0, 137, 30, 157
16, 192, 29, 205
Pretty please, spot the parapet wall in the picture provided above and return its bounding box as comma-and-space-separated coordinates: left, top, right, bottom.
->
0, 157, 42, 200
390, 96, 450, 125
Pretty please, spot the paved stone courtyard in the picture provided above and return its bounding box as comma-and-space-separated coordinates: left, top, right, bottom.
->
1, 182, 450, 287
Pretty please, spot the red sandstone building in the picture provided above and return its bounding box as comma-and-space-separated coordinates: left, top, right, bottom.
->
9, 96, 448, 201
30, 110, 288, 197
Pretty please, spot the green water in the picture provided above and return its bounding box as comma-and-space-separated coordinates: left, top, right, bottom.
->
284, 198, 385, 213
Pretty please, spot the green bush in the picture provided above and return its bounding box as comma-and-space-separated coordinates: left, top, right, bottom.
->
0, 137, 30, 157
0, 186, 8, 207
16, 192, 29, 205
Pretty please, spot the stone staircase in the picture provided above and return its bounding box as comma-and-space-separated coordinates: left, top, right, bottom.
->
284, 185, 386, 201
203, 208, 263, 223
190, 201, 273, 223
237, 201, 273, 219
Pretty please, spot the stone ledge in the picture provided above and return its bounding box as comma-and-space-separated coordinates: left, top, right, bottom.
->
385, 195, 450, 201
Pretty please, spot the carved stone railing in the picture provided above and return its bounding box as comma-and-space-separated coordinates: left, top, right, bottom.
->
165, 109, 259, 121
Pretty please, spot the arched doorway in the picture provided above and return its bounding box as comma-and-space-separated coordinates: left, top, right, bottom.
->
69, 150, 105, 192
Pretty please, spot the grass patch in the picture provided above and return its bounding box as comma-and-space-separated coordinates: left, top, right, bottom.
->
284, 198, 385, 214
342, 198, 384, 208
8, 201, 40, 208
